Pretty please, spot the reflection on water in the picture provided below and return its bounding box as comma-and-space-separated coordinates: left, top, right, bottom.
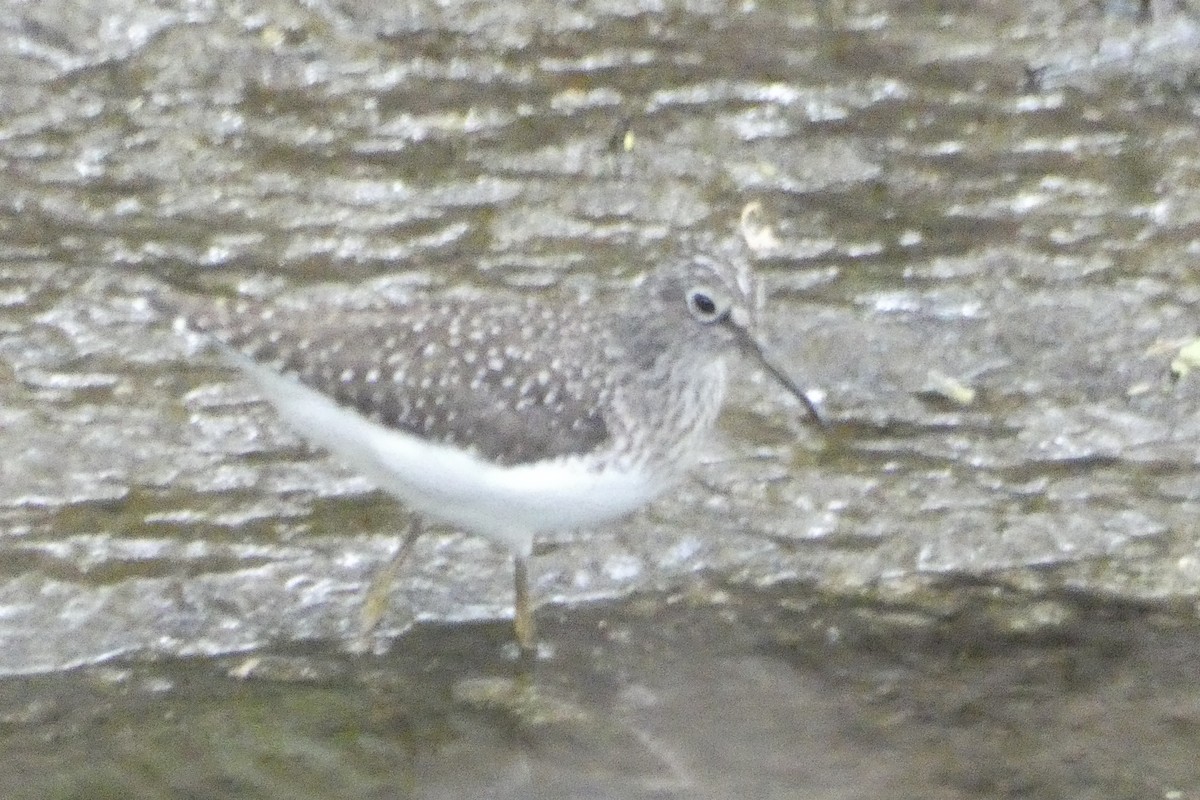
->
0, 587, 1196, 800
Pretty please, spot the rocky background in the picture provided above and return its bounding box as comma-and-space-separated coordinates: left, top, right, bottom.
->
1, 0, 1199, 797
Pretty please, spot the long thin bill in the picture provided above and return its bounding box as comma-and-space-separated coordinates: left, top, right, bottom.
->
743, 333, 828, 426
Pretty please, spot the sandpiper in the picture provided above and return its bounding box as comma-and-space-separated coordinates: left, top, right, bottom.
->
166, 251, 823, 653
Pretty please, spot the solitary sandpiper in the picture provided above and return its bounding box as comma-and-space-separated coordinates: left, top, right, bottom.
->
165, 251, 823, 654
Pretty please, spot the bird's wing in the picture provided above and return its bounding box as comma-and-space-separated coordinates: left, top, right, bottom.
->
168, 290, 616, 466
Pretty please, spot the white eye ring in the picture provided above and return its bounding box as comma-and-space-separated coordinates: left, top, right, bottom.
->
685, 285, 731, 323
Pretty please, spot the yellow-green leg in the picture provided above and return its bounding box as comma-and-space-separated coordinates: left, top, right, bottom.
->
359, 520, 423, 636
512, 553, 537, 654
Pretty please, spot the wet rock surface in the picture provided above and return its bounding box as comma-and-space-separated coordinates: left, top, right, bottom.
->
1, 0, 1199, 796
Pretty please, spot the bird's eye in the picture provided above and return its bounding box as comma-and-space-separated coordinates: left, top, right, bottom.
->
686, 286, 730, 323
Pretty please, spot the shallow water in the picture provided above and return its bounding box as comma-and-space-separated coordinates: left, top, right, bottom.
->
2, 0, 1200, 796
1, 588, 1196, 799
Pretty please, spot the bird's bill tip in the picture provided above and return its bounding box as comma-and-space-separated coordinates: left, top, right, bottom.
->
743, 336, 829, 427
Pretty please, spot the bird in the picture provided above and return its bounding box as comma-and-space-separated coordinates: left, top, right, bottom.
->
163, 249, 823, 655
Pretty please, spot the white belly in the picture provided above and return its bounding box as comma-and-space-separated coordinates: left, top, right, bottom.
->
222, 348, 665, 557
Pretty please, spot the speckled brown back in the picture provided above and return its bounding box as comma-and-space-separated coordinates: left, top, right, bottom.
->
162, 255, 766, 471
169, 290, 625, 465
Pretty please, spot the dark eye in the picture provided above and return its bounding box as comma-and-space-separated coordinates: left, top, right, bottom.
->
686, 286, 729, 323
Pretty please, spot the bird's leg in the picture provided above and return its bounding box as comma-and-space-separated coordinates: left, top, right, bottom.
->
512, 553, 537, 655
359, 519, 424, 636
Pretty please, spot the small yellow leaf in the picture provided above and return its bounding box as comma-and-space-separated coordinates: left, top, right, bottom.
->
1170, 338, 1200, 380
